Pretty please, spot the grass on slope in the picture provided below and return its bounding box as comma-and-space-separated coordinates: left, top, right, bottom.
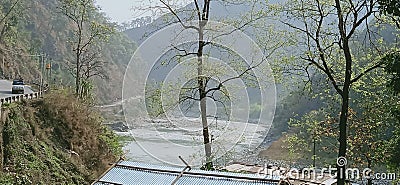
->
0, 90, 122, 184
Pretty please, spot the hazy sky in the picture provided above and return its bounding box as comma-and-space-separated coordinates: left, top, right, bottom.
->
95, 0, 190, 24
95, 0, 140, 23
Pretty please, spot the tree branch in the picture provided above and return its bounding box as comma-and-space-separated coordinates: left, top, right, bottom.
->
0, 0, 21, 25
160, 0, 199, 31
350, 62, 383, 84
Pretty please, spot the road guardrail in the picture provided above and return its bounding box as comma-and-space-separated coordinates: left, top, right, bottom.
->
0, 91, 43, 105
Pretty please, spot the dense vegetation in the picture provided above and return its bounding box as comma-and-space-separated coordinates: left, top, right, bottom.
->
0, 0, 136, 103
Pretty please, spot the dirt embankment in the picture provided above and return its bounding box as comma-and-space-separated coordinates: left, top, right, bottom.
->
0, 91, 122, 184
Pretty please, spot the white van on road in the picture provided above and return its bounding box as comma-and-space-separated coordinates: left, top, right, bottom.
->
12, 79, 25, 94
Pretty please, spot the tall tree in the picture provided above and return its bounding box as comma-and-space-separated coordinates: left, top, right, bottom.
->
58, 0, 113, 97
282, 0, 386, 184
144, 0, 279, 169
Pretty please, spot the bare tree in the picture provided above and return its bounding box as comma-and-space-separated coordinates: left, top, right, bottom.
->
58, 0, 112, 97
79, 43, 107, 98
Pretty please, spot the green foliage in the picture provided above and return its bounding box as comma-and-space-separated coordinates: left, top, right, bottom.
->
284, 134, 310, 162
0, 0, 26, 45
382, 51, 400, 94
117, 135, 135, 145
286, 108, 338, 165
98, 125, 123, 156
79, 80, 95, 102
378, 0, 400, 16
145, 82, 165, 118
381, 51, 400, 172
387, 128, 400, 170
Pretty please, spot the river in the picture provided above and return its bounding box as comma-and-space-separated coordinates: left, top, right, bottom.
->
118, 117, 271, 167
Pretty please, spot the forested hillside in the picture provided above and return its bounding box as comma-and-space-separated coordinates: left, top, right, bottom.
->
0, 0, 136, 103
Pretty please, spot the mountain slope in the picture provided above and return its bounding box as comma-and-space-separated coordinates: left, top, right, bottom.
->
0, 0, 136, 103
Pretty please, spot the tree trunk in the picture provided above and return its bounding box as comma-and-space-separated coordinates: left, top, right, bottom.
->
337, 90, 349, 185
335, 1, 352, 184
336, 46, 352, 185
197, 20, 212, 169
367, 158, 372, 185
337, 36, 352, 185
75, 25, 83, 96
75, 52, 80, 96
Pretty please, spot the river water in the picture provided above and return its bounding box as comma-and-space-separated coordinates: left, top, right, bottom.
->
119, 117, 271, 167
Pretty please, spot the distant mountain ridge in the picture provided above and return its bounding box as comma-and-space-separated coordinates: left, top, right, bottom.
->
124, 0, 264, 44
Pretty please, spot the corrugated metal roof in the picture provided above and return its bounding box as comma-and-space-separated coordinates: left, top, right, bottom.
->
93, 161, 279, 185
